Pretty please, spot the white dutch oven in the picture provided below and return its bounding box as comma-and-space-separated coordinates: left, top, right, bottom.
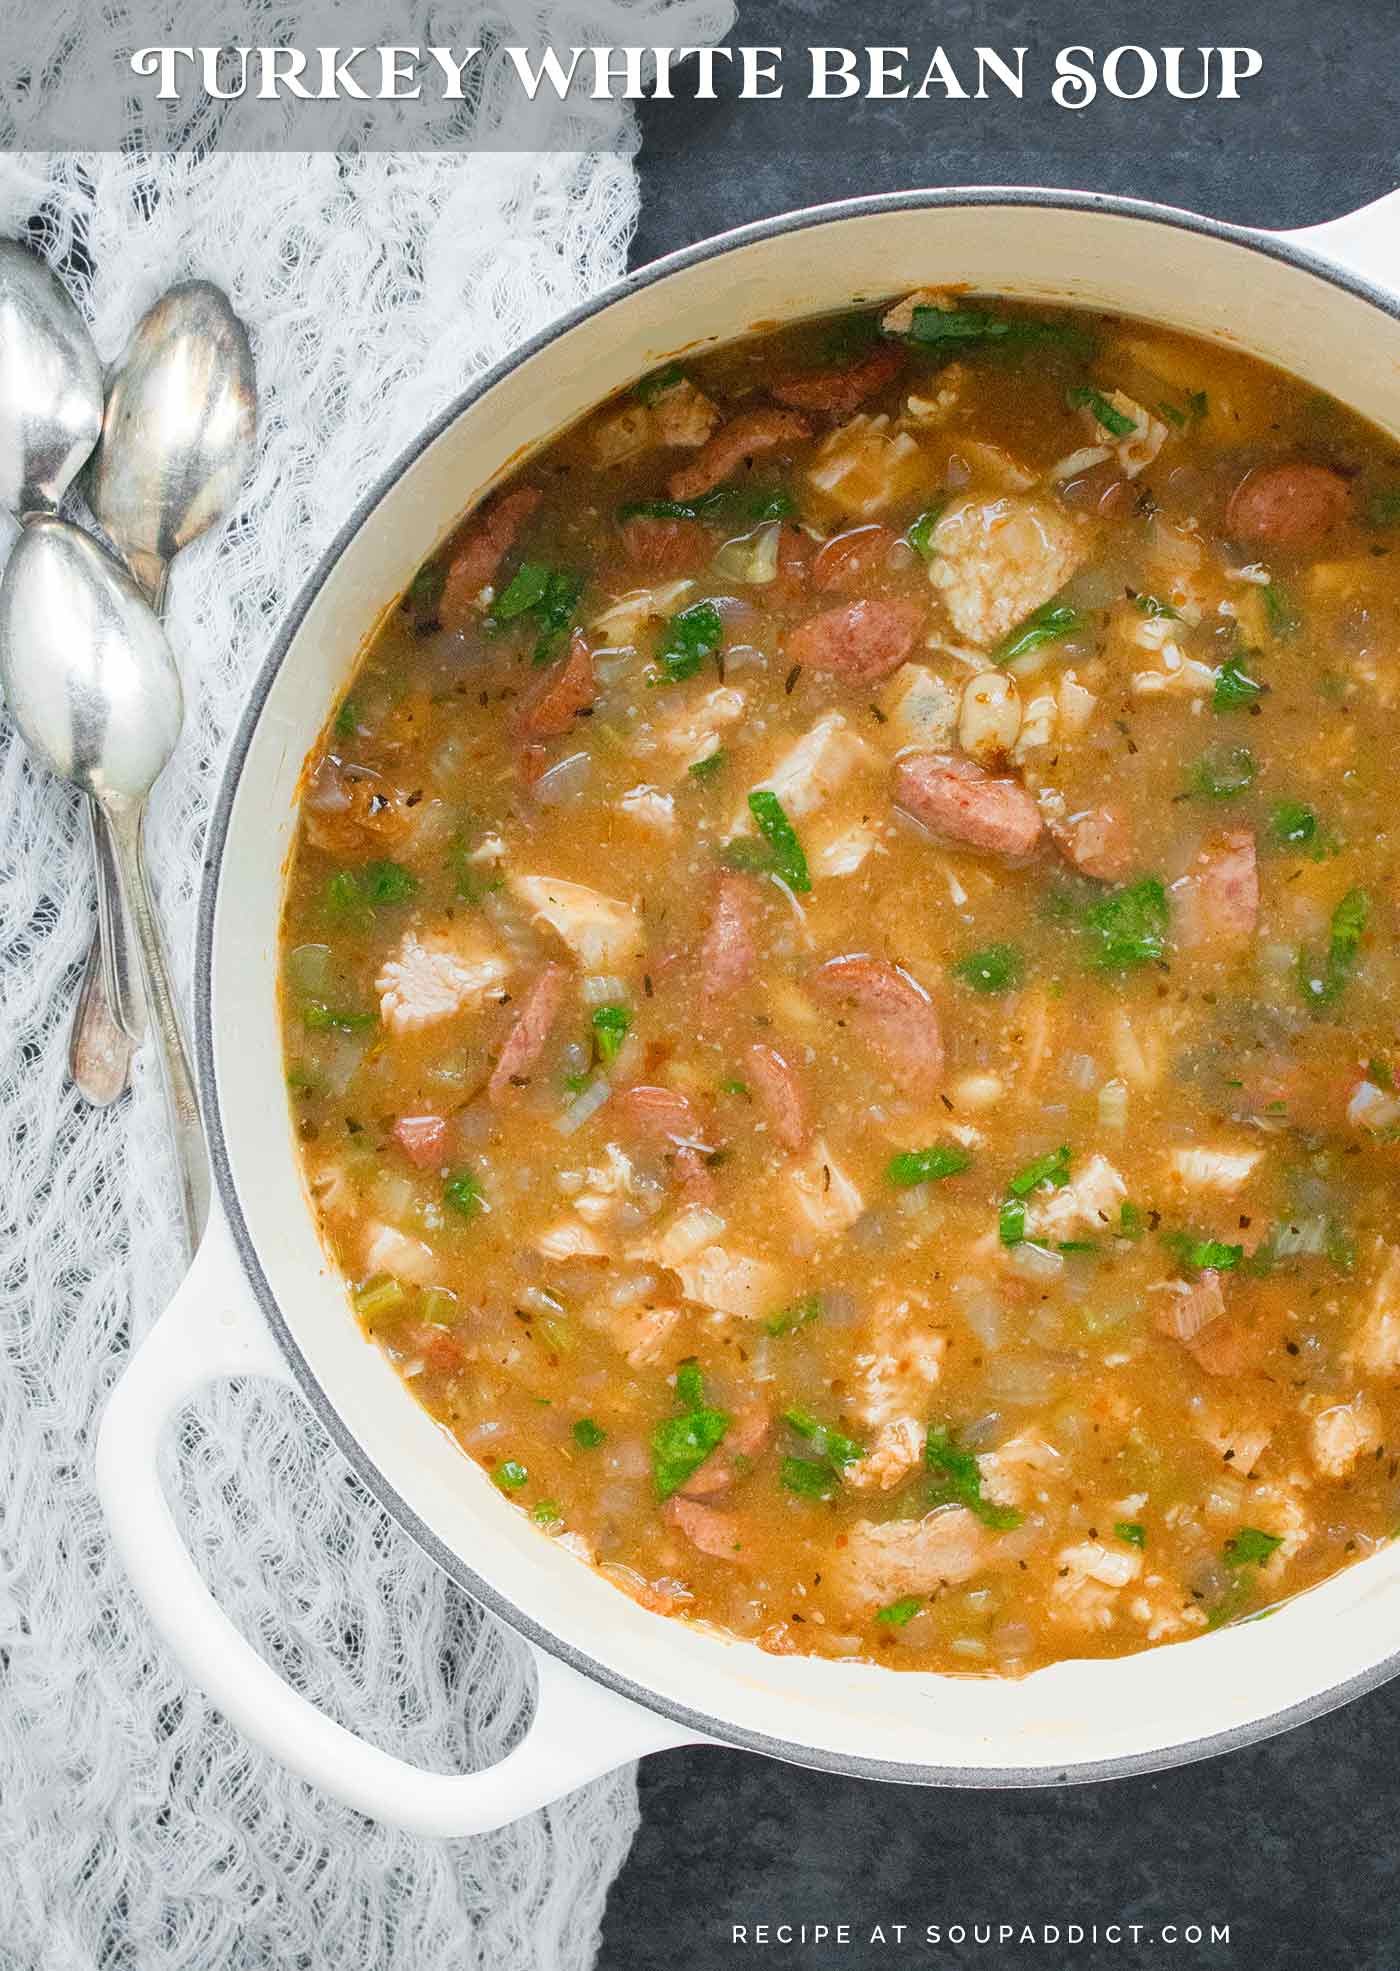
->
97, 187, 1400, 1837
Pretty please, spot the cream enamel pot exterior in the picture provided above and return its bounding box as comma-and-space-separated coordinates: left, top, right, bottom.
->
97, 187, 1400, 1837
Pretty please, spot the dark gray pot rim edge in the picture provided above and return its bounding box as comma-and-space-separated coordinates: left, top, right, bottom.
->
195, 184, 1400, 1793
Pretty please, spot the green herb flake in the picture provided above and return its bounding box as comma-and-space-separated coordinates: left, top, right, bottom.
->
1066, 383, 1136, 438
906, 504, 946, 559
571, 1418, 607, 1450
1079, 876, 1170, 972
1118, 1201, 1144, 1240
1263, 582, 1301, 639
783, 1407, 863, 1469
875, 1596, 924, 1628
531, 1499, 562, 1525
656, 599, 723, 685
904, 305, 1093, 360
334, 696, 361, 739
1134, 593, 1180, 619
618, 496, 700, 522
765, 1293, 822, 1338
999, 1197, 1027, 1246
696, 483, 796, 525
493, 1460, 528, 1493
675, 1358, 705, 1411
591, 1003, 632, 1063
652, 1407, 730, 1499
1188, 390, 1209, 419
689, 748, 726, 779
781, 1456, 836, 1500
1188, 745, 1257, 801
1115, 1521, 1147, 1549
1270, 800, 1318, 850
1299, 887, 1369, 1012
635, 360, 686, 405
1223, 1526, 1282, 1568
1008, 1145, 1071, 1198
1162, 1232, 1243, 1274
324, 859, 419, 920
443, 1169, 485, 1219
747, 789, 811, 893
953, 942, 1024, 994
925, 1427, 1024, 1530
886, 1143, 974, 1188
1213, 657, 1264, 712
493, 560, 552, 621
302, 1002, 376, 1034
994, 600, 1083, 665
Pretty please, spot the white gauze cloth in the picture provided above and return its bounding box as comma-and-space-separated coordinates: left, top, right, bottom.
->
0, 5, 733, 1966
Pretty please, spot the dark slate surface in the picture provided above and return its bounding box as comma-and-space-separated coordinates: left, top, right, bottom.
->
603, 6, 1400, 1964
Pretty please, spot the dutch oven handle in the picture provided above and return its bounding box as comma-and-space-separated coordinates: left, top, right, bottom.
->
95, 1210, 700, 1838
1267, 187, 1400, 294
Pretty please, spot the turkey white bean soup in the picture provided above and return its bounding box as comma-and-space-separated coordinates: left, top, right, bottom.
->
282, 293, 1400, 1673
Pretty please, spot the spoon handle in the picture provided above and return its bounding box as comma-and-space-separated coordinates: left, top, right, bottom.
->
70, 803, 142, 1099
68, 929, 135, 1107
99, 793, 208, 1255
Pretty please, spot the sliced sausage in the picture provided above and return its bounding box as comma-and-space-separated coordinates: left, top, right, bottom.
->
618, 514, 714, 577
787, 597, 923, 684
615, 1083, 710, 1146
514, 629, 595, 740
744, 1041, 811, 1154
1049, 805, 1133, 882
666, 1495, 745, 1561
487, 962, 571, 1105
699, 875, 758, 1000
1225, 462, 1349, 552
769, 343, 903, 416
893, 753, 1043, 860
808, 955, 945, 1099
810, 525, 898, 594
1181, 829, 1259, 949
667, 408, 812, 502
678, 1404, 772, 1499
439, 486, 544, 626
391, 1114, 449, 1169
770, 523, 813, 604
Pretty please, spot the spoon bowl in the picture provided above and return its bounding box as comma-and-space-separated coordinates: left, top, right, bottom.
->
0, 241, 103, 520
89, 281, 256, 604
0, 517, 182, 801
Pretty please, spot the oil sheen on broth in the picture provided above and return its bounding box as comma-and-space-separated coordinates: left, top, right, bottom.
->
281, 290, 1400, 1674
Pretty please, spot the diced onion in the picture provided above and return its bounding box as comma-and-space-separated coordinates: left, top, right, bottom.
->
1063, 1051, 1098, 1091
1271, 1216, 1330, 1259
532, 749, 592, 806
582, 974, 630, 1007
1049, 444, 1111, 481
952, 1279, 1004, 1348
554, 1076, 612, 1134
711, 521, 782, 586
1007, 1241, 1065, 1283
1098, 1077, 1128, 1131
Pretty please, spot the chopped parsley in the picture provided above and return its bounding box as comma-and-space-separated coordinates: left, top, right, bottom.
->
652, 1360, 730, 1499
1223, 1526, 1282, 1568
783, 1406, 863, 1469
1299, 887, 1369, 1012
781, 1457, 837, 1500
325, 859, 419, 919
530, 1498, 562, 1525
994, 601, 1082, 666
1162, 1231, 1242, 1274
1270, 800, 1319, 850
1134, 593, 1180, 619
635, 360, 686, 404
902, 305, 1093, 360
1078, 877, 1169, 971
1188, 745, 1257, 801
1008, 1145, 1071, 1198
302, 1002, 376, 1034
334, 696, 361, 738
1213, 657, 1263, 712
765, 1293, 822, 1338
656, 600, 723, 684
489, 560, 584, 665
1115, 1521, 1146, 1549
886, 1143, 974, 1187
875, 1596, 924, 1628
925, 1427, 1023, 1530
689, 748, 726, 779
1066, 383, 1136, 437
1118, 1201, 1144, 1240
591, 1004, 632, 1063
571, 1418, 607, 1450
998, 1197, 1027, 1246
953, 942, 1024, 994
746, 789, 811, 893
443, 1169, 485, 1219
493, 1461, 528, 1492
1263, 581, 1300, 639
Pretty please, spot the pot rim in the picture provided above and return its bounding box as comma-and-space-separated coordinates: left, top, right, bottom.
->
195, 183, 1400, 1789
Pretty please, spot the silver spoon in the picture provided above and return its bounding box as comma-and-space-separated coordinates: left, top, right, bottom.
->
0, 243, 136, 1099
0, 518, 208, 1248
69, 281, 257, 1103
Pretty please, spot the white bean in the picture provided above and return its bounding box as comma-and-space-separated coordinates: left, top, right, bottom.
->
958, 670, 1021, 764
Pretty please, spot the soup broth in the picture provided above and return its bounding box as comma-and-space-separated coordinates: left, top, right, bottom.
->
280, 292, 1400, 1673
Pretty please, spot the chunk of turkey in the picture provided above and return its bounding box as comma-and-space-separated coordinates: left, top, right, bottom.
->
375, 925, 510, 1034
928, 494, 1088, 649
509, 874, 644, 972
